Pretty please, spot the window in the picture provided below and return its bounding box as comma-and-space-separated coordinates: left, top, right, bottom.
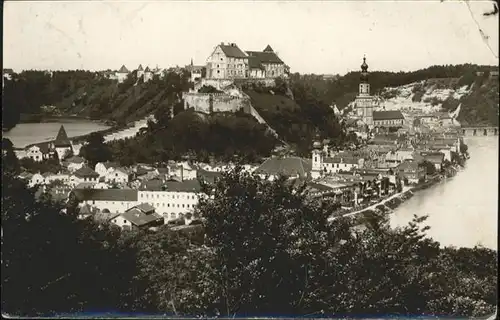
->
182, 204, 185, 208
167, 204, 170, 207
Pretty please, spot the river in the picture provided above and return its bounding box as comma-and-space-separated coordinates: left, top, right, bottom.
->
390, 136, 498, 250
3, 120, 111, 148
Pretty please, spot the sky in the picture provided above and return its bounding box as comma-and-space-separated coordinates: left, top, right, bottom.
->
3, 0, 499, 75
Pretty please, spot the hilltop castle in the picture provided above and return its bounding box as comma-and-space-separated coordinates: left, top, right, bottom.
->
205, 43, 289, 80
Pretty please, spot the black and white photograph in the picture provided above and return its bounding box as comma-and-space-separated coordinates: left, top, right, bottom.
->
1, 0, 498, 318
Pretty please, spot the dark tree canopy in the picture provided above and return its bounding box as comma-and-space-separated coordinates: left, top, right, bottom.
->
79, 132, 112, 168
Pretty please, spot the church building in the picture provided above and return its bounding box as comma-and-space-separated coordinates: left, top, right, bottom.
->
354, 56, 374, 128
353, 56, 405, 132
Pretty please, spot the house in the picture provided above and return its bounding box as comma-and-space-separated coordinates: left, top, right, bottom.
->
323, 154, 363, 174
417, 114, 439, 125
77, 204, 100, 220
72, 189, 139, 214
254, 156, 312, 180
373, 111, 405, 130
396, 160, 426, 185
73, 166, 100, 184
186, 59, 205, 82
95, 161, 119, 178
63, 156, 86, 172
206, 42, 249, 79
44, 173, 71, 185
144, 66, 154, 82
26, 144, 52, 162
76, 182, 100, 190
138, 179, 203, 223
29, 173, 45, 187
115, 65, 130, 83
421, 152, 445, 171
111, 205, 163, 231
205, 42, 287, 79
53, 125, 73, 160
246, 45, 287, 79
137, 64, 144, 78
106, 167, 131, 184
435, 147, 453, 162
48, 185, 72, 203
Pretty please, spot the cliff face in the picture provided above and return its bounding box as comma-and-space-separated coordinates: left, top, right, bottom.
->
374, 76, 499, 126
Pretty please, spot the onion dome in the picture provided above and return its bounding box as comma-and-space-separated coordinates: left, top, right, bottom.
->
360, 56, 369, 82
361, 56, 368, 72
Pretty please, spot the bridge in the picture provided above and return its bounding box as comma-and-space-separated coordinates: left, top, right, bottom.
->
461, 126, 498, 137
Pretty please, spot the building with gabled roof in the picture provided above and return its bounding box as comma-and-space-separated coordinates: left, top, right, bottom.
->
137, 64, 144, 79
114, 65, 130, 83
50, 125, 73, 161
373, 110, 405, 132
205, 42, 287, 80
113, 206, 163, 231
396, 160, 426, 185
255, 156, 312, 180
54, 125, 71, 147
206, 42, 248, 79
71, 188, 139, 214
73, 166, 99, 183
63, 155, 86, 172
246, 45, 286, 79
117, 65, 129, 73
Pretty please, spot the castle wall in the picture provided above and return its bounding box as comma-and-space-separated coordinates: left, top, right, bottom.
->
233, 78, 276, 87
182, 92, 246, 114
198, 78, 234, 90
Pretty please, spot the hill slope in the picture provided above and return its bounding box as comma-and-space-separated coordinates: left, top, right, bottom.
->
289, 64, 499, 126
2, 70, 191, 130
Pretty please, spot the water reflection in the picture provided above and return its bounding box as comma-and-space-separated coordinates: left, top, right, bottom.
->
390, 136, 498, 250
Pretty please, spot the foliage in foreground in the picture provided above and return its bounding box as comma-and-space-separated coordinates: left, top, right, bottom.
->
1, 144, 497, 317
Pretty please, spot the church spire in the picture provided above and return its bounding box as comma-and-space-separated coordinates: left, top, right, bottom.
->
360, 55, 369, 83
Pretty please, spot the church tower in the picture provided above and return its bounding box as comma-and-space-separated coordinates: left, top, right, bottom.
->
311, 134, 324, 179
355, 56, 374, 128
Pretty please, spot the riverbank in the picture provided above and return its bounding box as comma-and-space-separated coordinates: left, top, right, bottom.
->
13, 115, 152, 152
18, 123, 133, 150
328, 169, 453, 224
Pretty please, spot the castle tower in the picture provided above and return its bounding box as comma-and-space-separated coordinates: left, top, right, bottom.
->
311, 134, 324, 179
53, 125, 73, 161
355, 55, 374, 128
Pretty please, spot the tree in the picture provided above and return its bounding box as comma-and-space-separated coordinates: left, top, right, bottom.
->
79, 132, 112, 168
420, 160, 437, 175
1, 171, 137, 316
195, 168, 354, 316
2, 138, 20, 175
61, 148, 74, 161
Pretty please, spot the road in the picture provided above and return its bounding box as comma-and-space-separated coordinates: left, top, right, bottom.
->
327, 186, 413, 222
